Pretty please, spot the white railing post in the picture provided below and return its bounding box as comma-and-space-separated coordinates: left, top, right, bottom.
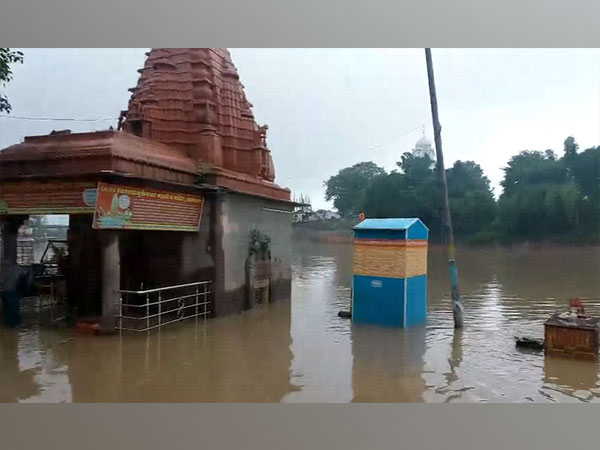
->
195, 284, 199, 325
146, 292, 150, 332
204, 282, 208, 321
158, 291, 162, 328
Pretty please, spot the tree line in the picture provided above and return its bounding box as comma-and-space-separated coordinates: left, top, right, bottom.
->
324, 137, 599, 244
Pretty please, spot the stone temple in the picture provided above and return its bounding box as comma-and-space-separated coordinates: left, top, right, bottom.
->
0, 49, 295, 331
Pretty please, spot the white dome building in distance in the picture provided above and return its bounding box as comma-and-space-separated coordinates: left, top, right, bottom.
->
413, 134, 435, 160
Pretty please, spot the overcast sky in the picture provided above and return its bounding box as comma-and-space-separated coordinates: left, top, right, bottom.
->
1, 48, 598, 211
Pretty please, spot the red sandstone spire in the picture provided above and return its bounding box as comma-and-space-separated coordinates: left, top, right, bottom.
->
120, 48, 276, 182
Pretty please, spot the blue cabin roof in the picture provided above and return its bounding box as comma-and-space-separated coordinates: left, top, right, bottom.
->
353, 218, 428, 231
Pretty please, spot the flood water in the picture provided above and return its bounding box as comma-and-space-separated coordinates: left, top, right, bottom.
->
1, 241, 599, 402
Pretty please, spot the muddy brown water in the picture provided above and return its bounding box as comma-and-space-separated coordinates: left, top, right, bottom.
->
1, 242, 599, 402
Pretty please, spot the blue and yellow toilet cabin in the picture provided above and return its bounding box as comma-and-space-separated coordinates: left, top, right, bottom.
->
352, 218, 429, 328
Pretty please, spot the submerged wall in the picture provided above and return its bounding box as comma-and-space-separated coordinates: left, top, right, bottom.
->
65, 201, 215, 318
213, 193, 293, 316
4, 191, 291, 323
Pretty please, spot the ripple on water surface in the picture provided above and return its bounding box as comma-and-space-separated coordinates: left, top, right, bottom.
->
1, 243, 598, 402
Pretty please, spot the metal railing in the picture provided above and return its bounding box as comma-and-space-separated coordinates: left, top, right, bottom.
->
115, 281, 212, 332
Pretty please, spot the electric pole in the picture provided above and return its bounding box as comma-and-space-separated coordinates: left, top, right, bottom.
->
425, 48, 464, 328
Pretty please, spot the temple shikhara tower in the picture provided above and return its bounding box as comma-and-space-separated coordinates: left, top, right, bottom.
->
0, 49, 293, 331
119, 48, 286, 199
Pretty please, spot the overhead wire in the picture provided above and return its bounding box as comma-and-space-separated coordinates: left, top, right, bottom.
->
0, 114, 118, 122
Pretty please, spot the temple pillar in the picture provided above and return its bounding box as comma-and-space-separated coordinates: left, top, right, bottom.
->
100, 231, 120, 331
0, 215, 27, 326
1, 216, 27, 267
1, 215, 28, 273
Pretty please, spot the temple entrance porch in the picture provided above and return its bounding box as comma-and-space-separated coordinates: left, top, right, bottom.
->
0, 175, 215, 332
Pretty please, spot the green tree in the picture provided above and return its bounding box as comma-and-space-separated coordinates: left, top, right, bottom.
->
364, 171, 437, 220
398, 152, 435, 183
563, 136, 579, 172
326, 136, 598, 244
497, 141, 590, 241
362, 155, 495, 242
571, 145, 600, 237
446, 161, 496, 237
395, 152, 442, 236
324, 161, 386, 216
500, 150, 566, 198
571, 146, 600, 200
0, 48, 24, 113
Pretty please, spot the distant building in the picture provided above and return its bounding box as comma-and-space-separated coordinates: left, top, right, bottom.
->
412, 135, 435, 161
293, 208, 341, 223
315, 209, 341, 220
293, 209, 314, 223
293, 194, 313, 223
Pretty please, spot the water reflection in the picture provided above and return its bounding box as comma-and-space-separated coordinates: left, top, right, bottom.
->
351, 324, 426, 402
1, 301, 292, 402
0, 328, 39, 401
0, 241, 599, 402
65, 302, 293, 402
0, 326, 73, 402
543, 357, 600, 402
282, 248, 353, 402
445, 328, 463, 387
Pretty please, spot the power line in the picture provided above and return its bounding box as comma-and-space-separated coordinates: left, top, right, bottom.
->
367, 124, 426, 151
0, 114, 118, 122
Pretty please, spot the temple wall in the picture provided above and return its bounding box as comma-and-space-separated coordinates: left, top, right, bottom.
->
2, 191, 291, 323
115, 191, 293, 318
212, 193, 293, 316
